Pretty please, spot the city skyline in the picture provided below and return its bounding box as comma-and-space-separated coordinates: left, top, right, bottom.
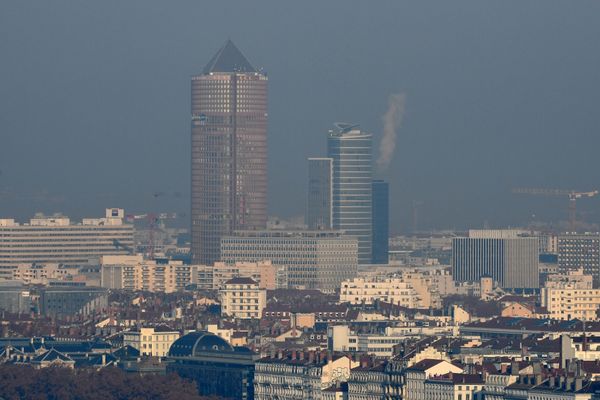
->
1, 1, 600, 234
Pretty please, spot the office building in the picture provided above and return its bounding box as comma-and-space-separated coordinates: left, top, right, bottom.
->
0, 208, 133, 268
191, 40, 268, 265
327, 124, 373, 264
100, 255, 192, 293
371, 180, 389, 264
123, 326, 180, 357
557, 233, 600, 285
168, 331, 259, 400
219, 277, 267, 319
0, 282, 31, 314
221, 230, 358, 291
307, 157, 333, 230
39, 283, 108, 319
452, 230, 539, 289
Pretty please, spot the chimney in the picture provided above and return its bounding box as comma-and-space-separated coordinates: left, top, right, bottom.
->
549, 376, 556, 388
575, 378, 583, 392
501, 364, 508, 374
308, 351, 315, 363
566, 377, 574, 391
277, 350, 283, 359
101, 353, 106, 366
292, 350, 297, 360
299, 351, 304, 361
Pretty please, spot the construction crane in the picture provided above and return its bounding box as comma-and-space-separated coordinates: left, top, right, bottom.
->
512, 188, 599, 231
126, 213, 181, 259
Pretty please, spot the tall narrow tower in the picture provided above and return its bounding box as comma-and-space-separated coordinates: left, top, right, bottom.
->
191, 40, 268, 264
327, 123, 373, 264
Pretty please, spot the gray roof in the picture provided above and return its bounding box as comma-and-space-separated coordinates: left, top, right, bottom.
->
202, 39, 257, 74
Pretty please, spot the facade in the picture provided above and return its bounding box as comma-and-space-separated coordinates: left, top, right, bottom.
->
541, 271, 599, 321
0, 263, 73, 284
167, 331, 259, 400
424, 374, 484, 400
194, 260, 287, 290
191, 40, 268, 265
339, 277, 419, 308
122, 326, 180, 357
100, 255, 192, 293
404, 359, 464, 400
254, 351, 357, 400
452, 230, 539, 289
219, 277, 267, 319
0, 208, 133, 267
221, 230, 358, 291
371, 180, 389, 264
39, 283, 108, 318
557, 233, 600, 285
327, 124, 373, 264
307, 157, 333, 230
0, 282, 31, 314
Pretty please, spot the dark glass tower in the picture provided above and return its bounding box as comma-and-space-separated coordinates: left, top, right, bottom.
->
307, 157, 333, 230
371, 180, 389, 264
191, 40, 268, 264
327, 123, 372, 264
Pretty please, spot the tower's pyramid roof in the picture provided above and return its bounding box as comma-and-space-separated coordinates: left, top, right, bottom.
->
203, 39, 257, 74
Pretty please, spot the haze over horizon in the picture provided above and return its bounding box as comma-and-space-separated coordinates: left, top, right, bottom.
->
1, 1, 600, 233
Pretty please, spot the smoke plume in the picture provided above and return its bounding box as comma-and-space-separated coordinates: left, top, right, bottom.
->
377, 93, 406, 171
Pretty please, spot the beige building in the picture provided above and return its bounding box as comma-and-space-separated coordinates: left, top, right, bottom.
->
541, 269, 600, 321
404, 359, 464, 400
193, 260, 287, 290
340, 277, 420, 308
424, 374, 484, 400
219, 277, 266, 319
0, 263, 75, 284
101, 255, 192, 293
0, 209, 133, 267
123, 326, 180, 357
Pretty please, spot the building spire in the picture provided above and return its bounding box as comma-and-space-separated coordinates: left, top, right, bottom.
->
202, 39, 257, 74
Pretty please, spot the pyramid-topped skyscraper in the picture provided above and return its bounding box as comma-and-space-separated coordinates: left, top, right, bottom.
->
191, 40, 268, 264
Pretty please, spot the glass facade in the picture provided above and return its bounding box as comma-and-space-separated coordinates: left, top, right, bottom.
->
307, 158, 333, 230
372, 180, 389, 264
327, 128, 373, 264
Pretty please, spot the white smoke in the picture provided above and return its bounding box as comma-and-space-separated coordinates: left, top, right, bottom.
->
377, 93, 406, 171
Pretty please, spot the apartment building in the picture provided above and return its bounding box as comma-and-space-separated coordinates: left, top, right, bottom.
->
123, 326, 180, 357
100, 255, 192, 293
221, 230, 358, 291
540, 270, 599, 321
339, 277, 420, 308
0, 263, 73, 284
424, 374, 484, 400
404, 359, 464, 400
193, 260, 287, 290
254, 350, 357, 400
219, 277, 266, 319
0, 209, 133, 267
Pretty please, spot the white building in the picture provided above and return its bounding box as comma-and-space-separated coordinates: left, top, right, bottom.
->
0, 209, 133, 267
219, 277, 266, 319
122, 325, 180, 357
404, 359, 464, 400
340, 277, 419, 308
424, 373, 484, 400
541, 270, 600, 321
254, 350, 357, 400
221, 230, 358, 291
193, 260, 287, 290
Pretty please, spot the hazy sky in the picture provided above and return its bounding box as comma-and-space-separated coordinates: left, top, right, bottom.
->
1, 1, 599, 233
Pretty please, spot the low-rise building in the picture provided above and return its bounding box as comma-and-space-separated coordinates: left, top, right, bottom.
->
39, 283, 108, 318
219, 277, 266, 320
122, 325, 180, 357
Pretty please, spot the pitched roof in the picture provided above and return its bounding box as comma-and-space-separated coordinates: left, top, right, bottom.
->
202, 40, 257, 74
32, 348, 74, 364
408, 359, 447, 371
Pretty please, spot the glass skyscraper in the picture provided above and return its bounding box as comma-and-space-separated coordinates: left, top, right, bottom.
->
307, 157, 333, 230
327, 124, 373, 264
371, 180, 389, 264
191, 40, 268, 264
